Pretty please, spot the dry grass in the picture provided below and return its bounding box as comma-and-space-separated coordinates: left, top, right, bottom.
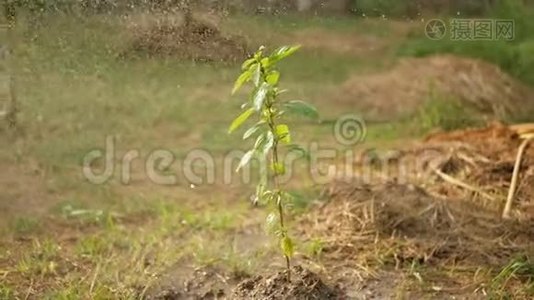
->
335, 55, 534, 121
299, 182, 534, 298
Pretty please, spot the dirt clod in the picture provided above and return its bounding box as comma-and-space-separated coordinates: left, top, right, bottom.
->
233, 265, 342, 300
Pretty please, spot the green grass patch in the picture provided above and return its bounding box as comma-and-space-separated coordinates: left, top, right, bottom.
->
10, 216, 41, 235
398, 1, 534, 85
413, 92, 482, 133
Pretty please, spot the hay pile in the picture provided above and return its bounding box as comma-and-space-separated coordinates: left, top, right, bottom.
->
300, 123, 534, 296
123, 12, 247, 61
300, 182, 534, 270
341, 122, 534, 216
337, 55, 534, 121
423, 122, 534, 215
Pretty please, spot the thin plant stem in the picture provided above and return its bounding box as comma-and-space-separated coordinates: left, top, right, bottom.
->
267, 102, 292, 282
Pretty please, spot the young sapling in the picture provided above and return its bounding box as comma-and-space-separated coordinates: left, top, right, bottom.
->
229, 45, 318, 281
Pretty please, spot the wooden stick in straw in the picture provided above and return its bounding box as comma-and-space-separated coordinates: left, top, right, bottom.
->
502, 134, 534, 219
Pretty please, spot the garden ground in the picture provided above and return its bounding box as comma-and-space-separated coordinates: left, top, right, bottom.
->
1, 10, 534, 299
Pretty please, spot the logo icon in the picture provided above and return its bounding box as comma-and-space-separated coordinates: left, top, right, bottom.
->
425, 19, 447, 40
334, 114, 366, 146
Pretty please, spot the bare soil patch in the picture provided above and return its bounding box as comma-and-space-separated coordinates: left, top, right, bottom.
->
146, 264, 342, 300
144, 264, 244, 300
233, 265, 343, 300
0, 161, 50, 225
289, 28, 387, 55
284, 21, 413, 56
336, 55, 534, 121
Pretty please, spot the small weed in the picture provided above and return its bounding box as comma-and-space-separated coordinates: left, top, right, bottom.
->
44, 287, 82, 300
490, 256, 534, 299
0, 284, 14, 299
14, 238, 60, 276
10, 217, 41, 235
407, 259, 425, 285
303, 238, 324, 258
33, 238, 60, 261
76, 235, 108, 258
199, 211, 237, 231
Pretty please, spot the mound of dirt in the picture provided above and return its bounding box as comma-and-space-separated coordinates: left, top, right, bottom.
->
301, 183, 534, 268
144, 264, 244, 300
123, 12, 248, 61
337, 55, 534, 121
233, 265, 342, 300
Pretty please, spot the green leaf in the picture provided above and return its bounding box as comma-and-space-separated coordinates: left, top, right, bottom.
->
260, 57, 271, 69
257, 183, 265, 196
265, 212, 279, 234
253, 184, 265, 205
254, 46, 265, 60
272, 162, 285, 175
228, 108, 255, 133
284, 100, 319, 119
253, 83, 269, 111
275, 124, 291, 144
266, 71, 280, 85
270, 45, 301, 63
236, 150, 254, 172
243, 122, 263, 140
232, 70, 252, 94
251, 63, 261, 87
281, 236, 295, 258
254, 133, 266, 149
262, 131, 275, 155
241, 58, 256, 70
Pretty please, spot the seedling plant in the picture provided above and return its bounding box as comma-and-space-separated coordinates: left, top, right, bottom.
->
229, 45, 318, 281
